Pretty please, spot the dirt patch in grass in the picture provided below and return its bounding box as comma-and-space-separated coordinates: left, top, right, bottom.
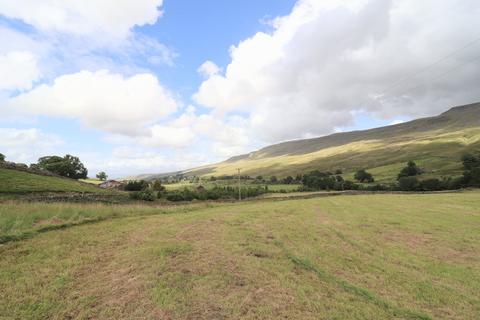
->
382, 229, 432, 249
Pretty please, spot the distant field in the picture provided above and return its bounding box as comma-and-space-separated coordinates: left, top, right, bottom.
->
1, 192, 479, 319
79, 178, 103, 185
164, 180, 300, 192
0, 169, 106, 194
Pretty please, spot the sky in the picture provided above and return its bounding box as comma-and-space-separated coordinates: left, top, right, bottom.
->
0, 0, 479, 178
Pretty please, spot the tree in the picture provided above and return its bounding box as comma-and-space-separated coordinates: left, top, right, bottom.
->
398, 161, 421, 179
152, 180, 166, 192
419, 178, 442, 191
270, 176, 278, 183
335, 169, 343, 175
462, 154, 480, 171
461, 154, 480, 187
354, 169, 374, 183
36, 154, 88, 179
0, 153, 5, 162
124, 180, 148, 191
398, 176, 419, 191
282, 176, 294, 184
96, 171, 108, 181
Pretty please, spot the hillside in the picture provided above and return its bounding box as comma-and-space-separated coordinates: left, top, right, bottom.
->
158, 102, 479, 182
0, 168, 106, 194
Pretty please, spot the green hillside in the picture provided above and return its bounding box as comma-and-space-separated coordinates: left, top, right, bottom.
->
177, 102, 480, 182
0, 168, 105, 194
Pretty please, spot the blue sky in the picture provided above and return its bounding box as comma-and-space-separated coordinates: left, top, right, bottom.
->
0, 0, 479, 177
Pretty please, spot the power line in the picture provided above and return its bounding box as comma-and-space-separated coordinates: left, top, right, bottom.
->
376, 34, 480, 97
394, 52, 480, 98
352, 34, 480, 110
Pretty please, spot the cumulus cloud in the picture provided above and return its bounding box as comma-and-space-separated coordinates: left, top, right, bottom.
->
86, 147, 211, 178
0, 51, 41, 91
0, 0, 164, 40
0, 128, 64, 163
198, 61, 221, 78
168, 107, 252, 157
195, 0, 480, 143
140, 125, 197, 148
8, 70, 178, 135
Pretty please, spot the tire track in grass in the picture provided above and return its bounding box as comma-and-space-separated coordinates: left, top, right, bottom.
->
275, 241, 432, 320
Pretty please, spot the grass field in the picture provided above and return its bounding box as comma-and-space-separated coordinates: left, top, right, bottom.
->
79, 178, 103, 185
164, 180, 300, 192
1, 192, 479, 319
0, 169, 105, 194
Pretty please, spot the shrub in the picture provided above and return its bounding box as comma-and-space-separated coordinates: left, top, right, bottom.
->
398, 161, 422, 179
398, 176, 419, 191
445, 176, 465, 190
282, 176, 294, 184
343, 180, 359, 190
354, 169, 374, 183
164, 186, 266, 202
129, 189, 156, 201
152, 180, 166, 192
462, 154, 480, 171
364, 184, 390, 191
124, 180, 148, 191
419, 178, 443, 191
464, 167, 480, 187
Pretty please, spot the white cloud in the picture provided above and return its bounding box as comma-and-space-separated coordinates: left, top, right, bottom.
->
86, 147, 211, 178
140, 125, 196, 148
195, 0, 480, 143
0, 128, 64, 164
389, 119, 405, 125
0, 0, 164, 40
0, 51, 41, 91
166, 107, 252, 157
8, 70, 178, 135
198, 61, 221, 78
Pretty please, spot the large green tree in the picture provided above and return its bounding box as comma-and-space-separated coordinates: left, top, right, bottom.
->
0, 153, 5, 162
37, 154, 88, 179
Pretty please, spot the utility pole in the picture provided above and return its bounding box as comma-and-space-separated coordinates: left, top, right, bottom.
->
237, 168, 241, 201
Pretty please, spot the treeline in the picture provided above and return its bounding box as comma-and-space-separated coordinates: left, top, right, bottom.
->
125, 179, 267, 202
164, 186, 266, 202
299, 154, 480, 192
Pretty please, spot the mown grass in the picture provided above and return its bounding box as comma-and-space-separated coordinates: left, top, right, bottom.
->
1, 192, 479, 319
0, 169, 106, 194
0, 202, 212, 244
